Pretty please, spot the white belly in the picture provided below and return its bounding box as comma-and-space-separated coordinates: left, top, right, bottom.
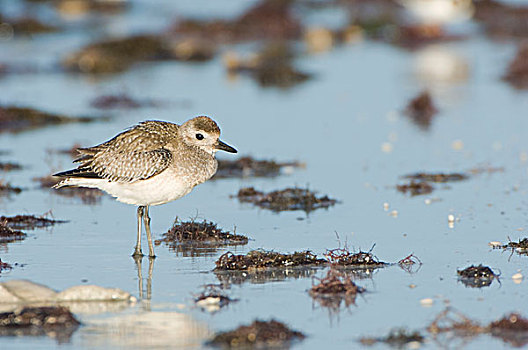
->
59, 169, 196, 206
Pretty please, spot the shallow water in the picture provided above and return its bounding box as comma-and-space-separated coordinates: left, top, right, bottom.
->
1, 0, 528, 349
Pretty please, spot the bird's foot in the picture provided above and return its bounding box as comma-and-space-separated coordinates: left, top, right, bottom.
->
132, 249, 144, 258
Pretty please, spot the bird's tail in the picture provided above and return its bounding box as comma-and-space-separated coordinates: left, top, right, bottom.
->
52, 178, 72, 189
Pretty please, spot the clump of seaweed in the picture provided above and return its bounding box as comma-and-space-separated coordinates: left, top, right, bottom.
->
397, 171, 469, 196
159, 219, 248, 254
398, 253, 423, 274
428, 308, 528, 347
90, 93, 162, 109
0, 221, 26, 243
494, 238, 528, 256
172, 0, 302, 43
360, 328, 425, 347
215, 156, 303, 179
208, 319, 305, 348
404, 91, 438, 130
194, 284, 238, 313
0, 306, 80, 342
214, 250, 326, 271
35, 175, 103, 204
325, 245, 388, 268
225, 42, 311, 88
404, 173, 469, 183
396, 180, 434, 196
0, 162, 22, 171
489, 313, 528, 347
474, 0, 528, 39
0, 180, 22, 196
0, 259, 12, 273
235, 186, 337, 213
309, 268, 365, 310
427, 308, 487, 337
457, 264, 498, 288
63, 34, 214, 75
0, 106, 101, 133
7, 17, 59, 35
503, 44, 528, 89
51, 0, 129, 14
361, 309, 528, 348
0, 214, 65, 230
62, 35, 173, 74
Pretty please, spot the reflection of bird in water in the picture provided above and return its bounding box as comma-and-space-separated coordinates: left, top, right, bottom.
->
398, 0, 475, 37
53, 116, 237, 258
135, 254, 154, 301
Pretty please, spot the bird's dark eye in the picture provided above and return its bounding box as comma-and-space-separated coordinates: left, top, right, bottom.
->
195, 133, 204, 140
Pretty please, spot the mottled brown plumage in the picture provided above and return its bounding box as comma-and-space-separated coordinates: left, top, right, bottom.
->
52, 116, 237, 257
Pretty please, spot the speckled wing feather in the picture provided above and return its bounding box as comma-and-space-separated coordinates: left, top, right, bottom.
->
67, 121, 179, 182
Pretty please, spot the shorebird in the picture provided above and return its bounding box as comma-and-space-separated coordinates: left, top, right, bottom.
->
53, 116, 237, 258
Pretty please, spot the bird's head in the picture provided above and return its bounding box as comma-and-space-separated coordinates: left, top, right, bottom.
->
180, 116, 237, 155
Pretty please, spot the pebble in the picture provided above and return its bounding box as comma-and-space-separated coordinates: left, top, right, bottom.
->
420, 298, 434, 307
512, 273, 523, 284
381, 142, 393, 153
451, 140, 464, 150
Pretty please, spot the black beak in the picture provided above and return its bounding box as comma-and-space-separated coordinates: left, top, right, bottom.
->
215, 139, 237, 153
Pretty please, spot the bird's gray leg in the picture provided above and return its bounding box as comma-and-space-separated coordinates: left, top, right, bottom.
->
132, 206, 145, 257
143, 205, 156, 258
